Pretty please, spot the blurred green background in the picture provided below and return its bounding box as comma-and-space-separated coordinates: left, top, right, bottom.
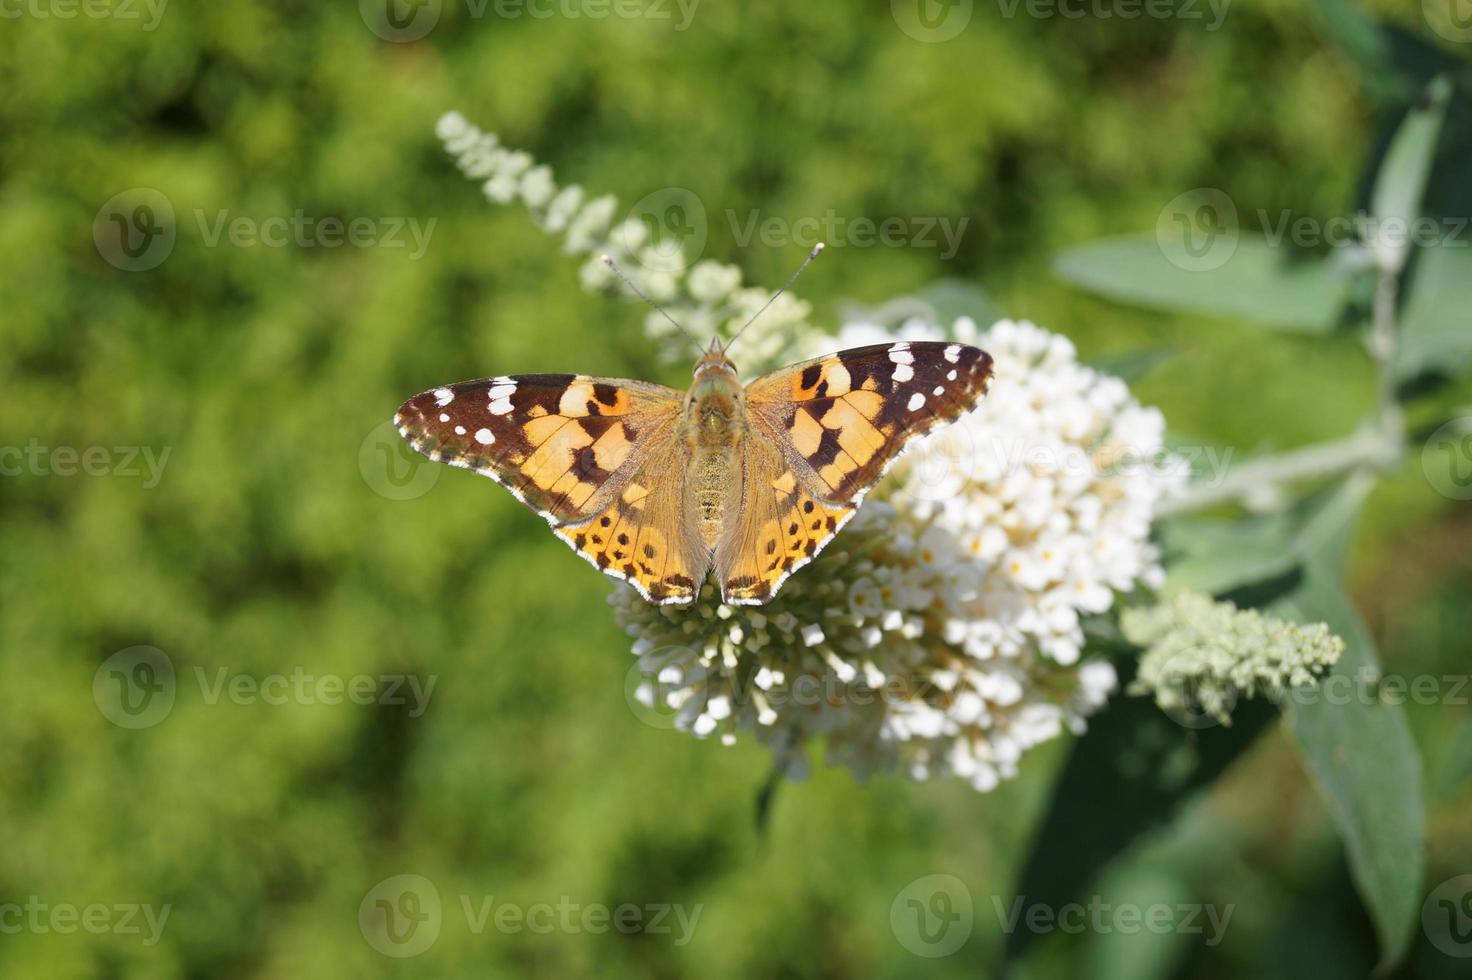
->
1, 0, 1469, 976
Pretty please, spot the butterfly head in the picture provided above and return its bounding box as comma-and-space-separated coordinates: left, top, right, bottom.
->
693, 336, 739, 382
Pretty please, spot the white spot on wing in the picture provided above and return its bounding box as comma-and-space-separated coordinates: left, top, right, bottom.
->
947, 369, 958, 381
489, 398, 514, 416
434, 388, 454, 406
907, 392, 926, 411
487, 382, 516, 401
893, 363, 914, 383
889, 345, 914, 366
454, 425, 467, 435
439, 413, 450, 423
944, 344, 961, 363
474, 427, 495, 445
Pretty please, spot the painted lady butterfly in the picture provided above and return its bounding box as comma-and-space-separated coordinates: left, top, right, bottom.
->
395, 337, 993, 605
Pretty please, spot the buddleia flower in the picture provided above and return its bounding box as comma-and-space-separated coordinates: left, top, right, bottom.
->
613, 317, 1185, 792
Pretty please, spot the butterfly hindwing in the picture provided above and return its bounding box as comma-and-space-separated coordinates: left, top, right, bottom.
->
394, 374, 682, 523
552, 453, 710, 605
714, 433, 857, 605
744, 341, 993, 504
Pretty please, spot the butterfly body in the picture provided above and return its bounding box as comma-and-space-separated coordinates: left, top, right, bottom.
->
395, 339, 993, 606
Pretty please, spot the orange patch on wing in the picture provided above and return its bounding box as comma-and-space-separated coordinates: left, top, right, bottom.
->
789, 409, 824, 457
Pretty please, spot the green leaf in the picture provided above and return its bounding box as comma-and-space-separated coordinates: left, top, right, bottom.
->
999, 667, 1277, 969
1085, 862, 1197, 980
1054, 235, 1351, 333
1304, 0, 1394, 95
1159, 512, 1302, 597
1370, 75, 1451, 229
918, 278, 1004, 327
1396, 242, 1472, 381
1275, 477, 1425, 972
1089, 347, 1175, 384
836, 278, 1002, 330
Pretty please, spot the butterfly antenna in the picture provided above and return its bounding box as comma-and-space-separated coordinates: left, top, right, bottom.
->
600, 254, 705, 358
725, 242, 826, 354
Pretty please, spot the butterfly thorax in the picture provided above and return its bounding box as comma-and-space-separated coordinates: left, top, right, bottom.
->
684, 352, 746, 550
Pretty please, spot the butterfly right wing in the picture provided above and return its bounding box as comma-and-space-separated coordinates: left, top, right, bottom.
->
744, 341, 993, 505
713, 427, 857, 606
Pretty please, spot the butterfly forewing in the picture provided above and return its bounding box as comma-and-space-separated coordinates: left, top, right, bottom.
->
394, 374, 682, 524
744, 341, 994, 504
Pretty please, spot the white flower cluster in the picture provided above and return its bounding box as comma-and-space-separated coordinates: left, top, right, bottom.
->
436, 111, 821, 372
613, 317, 1185, 792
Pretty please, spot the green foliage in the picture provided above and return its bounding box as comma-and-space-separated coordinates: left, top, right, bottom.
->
0, 1, 1469, 979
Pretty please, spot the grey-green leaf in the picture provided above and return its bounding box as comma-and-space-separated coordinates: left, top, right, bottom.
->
1054, 235, 1351, 333
1369, 75, 1452, 252
1276, 478, 1425, 971
1397, 242, 1472, 381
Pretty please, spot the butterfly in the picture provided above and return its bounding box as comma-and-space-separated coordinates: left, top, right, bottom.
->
395, 337, 993, 606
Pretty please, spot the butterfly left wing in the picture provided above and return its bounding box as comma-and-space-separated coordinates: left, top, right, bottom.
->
395, 373, 683, 522
718, 341, 993, 605
743, 341, 994, 505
